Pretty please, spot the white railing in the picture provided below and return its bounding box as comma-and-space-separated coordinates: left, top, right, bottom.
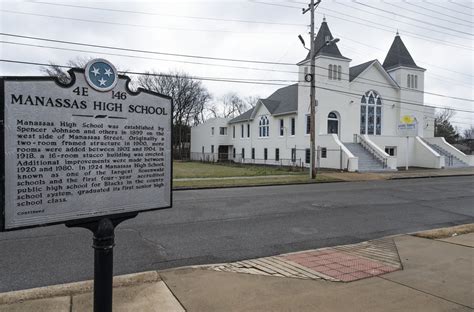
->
353, 134, 388, 168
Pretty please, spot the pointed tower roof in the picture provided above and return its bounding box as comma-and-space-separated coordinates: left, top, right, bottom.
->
299, 19, 349, 63
382, 34, 424, 71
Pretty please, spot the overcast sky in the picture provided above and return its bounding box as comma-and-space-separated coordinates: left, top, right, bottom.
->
0, 0, 472, 129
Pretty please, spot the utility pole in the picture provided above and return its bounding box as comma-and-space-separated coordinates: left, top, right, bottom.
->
303, 0, 319, 179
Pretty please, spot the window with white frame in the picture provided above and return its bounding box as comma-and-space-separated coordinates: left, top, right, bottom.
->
328, 64, 341, 81
259, 116, 269, 137
264, 148, 268, 160
219, 127, 227, 135
211, 127, 214, 135
291, 117, 296, 135
275, 148, 280, 161
242, 148, 245, 159
385, 146, 396, 156
279, 119, 284, 136
232, 125, 235, 138
305, 149, 310, 164
407, 74, 418, 89
241, 124, 244, 138
360, 90, 382, 135
247, 124, 250, 137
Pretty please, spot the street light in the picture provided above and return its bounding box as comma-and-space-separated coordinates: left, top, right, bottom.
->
299, 34, 339, 179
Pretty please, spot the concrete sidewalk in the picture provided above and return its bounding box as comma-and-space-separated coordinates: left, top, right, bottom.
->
1, 231, 472, 311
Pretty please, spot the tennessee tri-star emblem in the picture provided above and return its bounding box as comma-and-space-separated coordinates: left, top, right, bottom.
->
85, 58, 118, 92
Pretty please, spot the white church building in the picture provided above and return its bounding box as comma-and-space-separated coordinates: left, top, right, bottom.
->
191, 20, 473, 171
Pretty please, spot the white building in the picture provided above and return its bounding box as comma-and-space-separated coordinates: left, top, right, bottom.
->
191, 20, 473, 171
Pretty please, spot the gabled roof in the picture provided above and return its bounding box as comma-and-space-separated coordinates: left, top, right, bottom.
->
300, 19, 350, 63
260, 99, 280, 114
229, 84, 298, 124
228, 107, 254, 124
382, 34, 425, 71
349, 59, 400, 88
267, 84, 298, 115
349, 60, 376, 82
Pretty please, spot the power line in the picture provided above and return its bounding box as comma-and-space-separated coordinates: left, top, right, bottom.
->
402, 0, 473, 24
383, 1, 473, 27
449, 0, 474, 10
0, 10, 297, 34
337, 34, 473, 78
318, 7, 472, 51
330, 1, 473, 44
0, 40, 299, 74
28, 1, 307, 27
249, 0, 302, 9
353, 0, 473, 37
2, 58, 473, 115
2, 39, 472, 103
0, 32, 296, 66
257, 0, 473, 46
423, 0, 473, 17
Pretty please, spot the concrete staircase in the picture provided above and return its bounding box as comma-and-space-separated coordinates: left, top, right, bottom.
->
344, 143, 394, 172
424, 142, 469, 168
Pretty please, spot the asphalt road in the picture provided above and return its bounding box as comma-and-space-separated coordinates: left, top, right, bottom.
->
1, 176, 473, 292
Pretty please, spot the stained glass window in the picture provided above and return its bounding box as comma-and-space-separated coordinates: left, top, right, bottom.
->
376, 107, 381, 135
360, 91, 382, 135
259, 116, 269, 137
360, 105, 366, 134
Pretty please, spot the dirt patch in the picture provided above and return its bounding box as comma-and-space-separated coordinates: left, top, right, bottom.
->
413, 224, 474, 239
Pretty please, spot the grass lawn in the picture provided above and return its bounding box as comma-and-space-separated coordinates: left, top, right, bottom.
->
172, 161, 342, 189
173, 161, 306, 179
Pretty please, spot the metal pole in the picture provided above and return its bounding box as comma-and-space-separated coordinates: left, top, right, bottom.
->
406, 136, 409, 171
65, 213, 138, 312
309, 0, 317, 179
92, 218, 115, 312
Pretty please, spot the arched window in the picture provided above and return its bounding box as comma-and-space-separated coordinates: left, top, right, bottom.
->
259, 116, 269, 137
327, 111, 339, 135
328, 65, 332, 79
337, 65, 342, 80
360, 91, 382, 135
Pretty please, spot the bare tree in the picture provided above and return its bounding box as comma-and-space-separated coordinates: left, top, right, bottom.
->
435, 108, 459, 143
136, 70, 211, 158
243, 95, 260, 108
208, 92, 259, 119
41, 57, 93, 83
463, 126, 474, 140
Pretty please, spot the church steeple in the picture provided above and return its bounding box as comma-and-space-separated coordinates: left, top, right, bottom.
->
300, 19, 349, 63
383, 34, 424, 71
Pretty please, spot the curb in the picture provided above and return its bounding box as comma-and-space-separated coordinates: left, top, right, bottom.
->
389, 173, 474, 180
0, 271, 161, 305
172, 177, 345, 191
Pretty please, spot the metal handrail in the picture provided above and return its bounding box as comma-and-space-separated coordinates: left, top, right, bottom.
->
354, 134, 388, 168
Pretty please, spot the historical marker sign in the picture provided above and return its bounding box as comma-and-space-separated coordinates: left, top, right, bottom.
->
1, 59, 172, 231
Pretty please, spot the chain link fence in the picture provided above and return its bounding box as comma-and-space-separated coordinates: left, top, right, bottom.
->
190, 152, 304, 171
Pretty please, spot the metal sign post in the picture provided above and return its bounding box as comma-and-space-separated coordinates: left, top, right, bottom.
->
398, 115, 418, 171
66, 213, 137, 312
